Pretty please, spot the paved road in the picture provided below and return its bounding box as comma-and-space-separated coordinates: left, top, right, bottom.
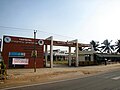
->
3, 69, 120, 90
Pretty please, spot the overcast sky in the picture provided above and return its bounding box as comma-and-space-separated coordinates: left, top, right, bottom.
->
0, 0, 120, 45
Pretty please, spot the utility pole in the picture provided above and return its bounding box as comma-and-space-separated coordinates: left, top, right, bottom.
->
34, 30, 37, 72
0, 39, 2, 52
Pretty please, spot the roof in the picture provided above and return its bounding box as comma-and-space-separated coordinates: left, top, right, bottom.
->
96, 54, 120, 58
3, 35, 90, 47
78, 51, 97, 55
45, 40, 90, 47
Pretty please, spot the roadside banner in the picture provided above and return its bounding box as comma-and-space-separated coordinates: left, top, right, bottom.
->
12, 58, 29, 65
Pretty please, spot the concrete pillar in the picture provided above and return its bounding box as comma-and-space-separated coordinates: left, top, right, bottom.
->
76, 39, 79, 67
68, 46, 71, 66
55, 55, 57, 61
50, 36, 53, 68
45, 45, 48, 67
91, 54, 93, 61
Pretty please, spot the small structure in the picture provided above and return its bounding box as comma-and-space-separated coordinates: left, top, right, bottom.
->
95, 53, 120, 62
46, 49, 68, 61
78, 51, 96, 61
53, 49, 68, 61
78, 51, 120, 65
78, 51, 97, 66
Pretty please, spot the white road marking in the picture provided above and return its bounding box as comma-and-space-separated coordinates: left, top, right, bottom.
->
98, 73, 116, 79
112, 76, 120, 80
104, 74, 116, 79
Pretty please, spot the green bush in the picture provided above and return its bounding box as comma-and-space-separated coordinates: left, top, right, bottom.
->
0, 61, 6, 75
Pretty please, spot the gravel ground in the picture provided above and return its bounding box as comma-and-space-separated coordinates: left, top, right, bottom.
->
0, 63, 120, 89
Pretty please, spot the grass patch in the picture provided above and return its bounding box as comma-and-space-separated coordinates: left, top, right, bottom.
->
53, 60, 68, 64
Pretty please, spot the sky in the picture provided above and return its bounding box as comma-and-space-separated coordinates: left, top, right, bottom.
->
0, 0, 120, 46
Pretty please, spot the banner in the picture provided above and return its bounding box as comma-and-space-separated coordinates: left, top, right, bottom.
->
12, 58, 29, 65
9, 52, 25, 57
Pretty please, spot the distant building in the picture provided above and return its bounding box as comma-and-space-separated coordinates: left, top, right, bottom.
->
78, 51, 96, 62
47, 49, 68, 61
78, 50, 120, 65
95, 53, 120, 62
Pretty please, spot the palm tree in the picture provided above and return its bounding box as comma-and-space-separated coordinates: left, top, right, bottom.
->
100, 39, 114, 53
90, 40, 100, 52
115, 40, 120, 53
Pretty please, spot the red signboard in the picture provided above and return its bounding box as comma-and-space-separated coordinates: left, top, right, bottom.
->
2, 35, 44, 68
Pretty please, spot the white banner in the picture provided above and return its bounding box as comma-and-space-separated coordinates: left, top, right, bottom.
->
12, 58, 29, 65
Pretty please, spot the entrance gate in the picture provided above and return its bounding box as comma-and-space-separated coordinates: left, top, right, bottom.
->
44, 36, 89, 68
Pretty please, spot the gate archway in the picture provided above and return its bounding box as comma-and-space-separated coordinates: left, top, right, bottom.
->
44, 36, 90, 68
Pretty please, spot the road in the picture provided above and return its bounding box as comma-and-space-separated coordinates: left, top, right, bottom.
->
3, 69, 120, 90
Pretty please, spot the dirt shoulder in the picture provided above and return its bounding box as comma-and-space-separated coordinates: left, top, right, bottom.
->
0, 63, 120, 89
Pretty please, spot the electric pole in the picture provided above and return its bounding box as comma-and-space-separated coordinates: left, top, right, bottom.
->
34, 30, 37, 72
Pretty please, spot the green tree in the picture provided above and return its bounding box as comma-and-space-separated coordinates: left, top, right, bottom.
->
115, 40, 120, 53
90, 40, 101, 52
100, 39, 114, 53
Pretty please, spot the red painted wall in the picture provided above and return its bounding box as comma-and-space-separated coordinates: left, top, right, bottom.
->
2, 35, 44, 68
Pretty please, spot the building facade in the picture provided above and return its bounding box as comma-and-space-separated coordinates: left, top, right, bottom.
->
78, 51, 97, 66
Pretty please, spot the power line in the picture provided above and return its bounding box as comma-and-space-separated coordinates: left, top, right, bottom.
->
0, 25, 75, 39
0, 25, 33, 31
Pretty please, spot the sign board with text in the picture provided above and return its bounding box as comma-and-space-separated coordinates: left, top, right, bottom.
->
12, 58, 29, 65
